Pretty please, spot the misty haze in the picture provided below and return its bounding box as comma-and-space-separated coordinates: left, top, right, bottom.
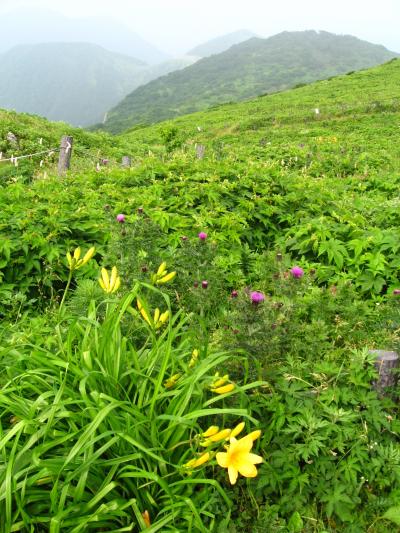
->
0, 1, 400, 531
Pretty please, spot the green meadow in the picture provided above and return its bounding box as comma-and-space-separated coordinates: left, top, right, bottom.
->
0, 59, 399, 531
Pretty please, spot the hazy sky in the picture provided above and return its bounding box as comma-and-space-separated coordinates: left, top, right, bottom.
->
0, 0, 399, 55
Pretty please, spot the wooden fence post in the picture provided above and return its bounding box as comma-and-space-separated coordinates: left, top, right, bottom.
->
122, 156, 131, 168
196, 144, 206, 159
58, 135, 73, 175
369, 350, 399, 395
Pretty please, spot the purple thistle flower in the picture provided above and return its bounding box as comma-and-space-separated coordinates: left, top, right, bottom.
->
198, 232, 207, 240
116, 214, 125, 223
202, 280, 208, 289
231, 290, 238, 298
250, 291, 265, 305
290, 266, 304, 279
393, 289, 400, 295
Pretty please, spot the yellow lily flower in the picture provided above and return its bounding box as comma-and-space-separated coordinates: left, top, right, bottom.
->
98, 266, 121, 294
216, 434, 263, 485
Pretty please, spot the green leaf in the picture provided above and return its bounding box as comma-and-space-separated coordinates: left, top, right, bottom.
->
383, 506, 400, 526
288, 511, 304, 532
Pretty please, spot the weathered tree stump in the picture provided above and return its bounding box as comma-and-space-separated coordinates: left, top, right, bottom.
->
122, 156, 131, 168
369, 350, 399, 395
58, 136, 73, 175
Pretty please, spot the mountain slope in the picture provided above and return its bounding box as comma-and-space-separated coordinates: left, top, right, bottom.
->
103, 30, 399, 133
188, 30, 256, 57
0, 8, 168, 64
0, 43, 149, 126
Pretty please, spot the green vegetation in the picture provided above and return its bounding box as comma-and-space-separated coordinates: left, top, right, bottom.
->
0, 59, 400, 531
103, 30, 398, 133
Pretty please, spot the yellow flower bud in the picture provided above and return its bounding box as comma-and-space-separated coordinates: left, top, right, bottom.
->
137, 299, 151, 325
81, 246, 95, 266
99, 266, 121, 294
157, 262, 167, 276
247, 430, 262, 441
66, 252, 72, 268
156, 271, 176, 284
189, 348, 199, 368
230, 422, 245, 439
208, 428, 231, 442
202, 425, 219, 438
211, 383, 235, 395
212, 375, 229, 388
159, 310, 169, 324
153, 308, 160, 324
164, 373, 181, 389
184, 452, 210, 469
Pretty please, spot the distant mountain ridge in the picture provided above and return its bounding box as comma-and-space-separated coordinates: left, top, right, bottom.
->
0, 43, 148, 126
103, 30, 399, 133
0, 8, 168, 64
0, 43, 202, 126
188, 30, 256, 57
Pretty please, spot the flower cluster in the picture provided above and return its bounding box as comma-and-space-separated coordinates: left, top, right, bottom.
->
184, 422, 262, 485
137, 299, 169, 329
151, 262, 176, 285
66, 246, 95, 272
210, 373, 235, 394
98, 266, 121, 294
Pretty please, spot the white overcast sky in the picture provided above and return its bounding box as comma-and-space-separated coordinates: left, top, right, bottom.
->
0, 0, 399, 55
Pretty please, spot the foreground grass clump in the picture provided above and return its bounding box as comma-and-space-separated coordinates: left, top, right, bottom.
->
0, 282, 263, 532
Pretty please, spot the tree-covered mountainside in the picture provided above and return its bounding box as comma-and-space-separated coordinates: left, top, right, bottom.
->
103, 30, 399, 133
187, 29, 256, 57
0, 42, 202, 127
0, 8, 168, 64
0, 43, 149, 126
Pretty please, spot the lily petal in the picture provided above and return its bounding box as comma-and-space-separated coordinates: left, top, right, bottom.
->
216, 452, 228, 468
228, 466, 238, 485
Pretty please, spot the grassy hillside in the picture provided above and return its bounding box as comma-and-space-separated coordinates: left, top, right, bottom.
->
0, 43, 150, 126
0, 59, 400, 532
103, 30, 399, 133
